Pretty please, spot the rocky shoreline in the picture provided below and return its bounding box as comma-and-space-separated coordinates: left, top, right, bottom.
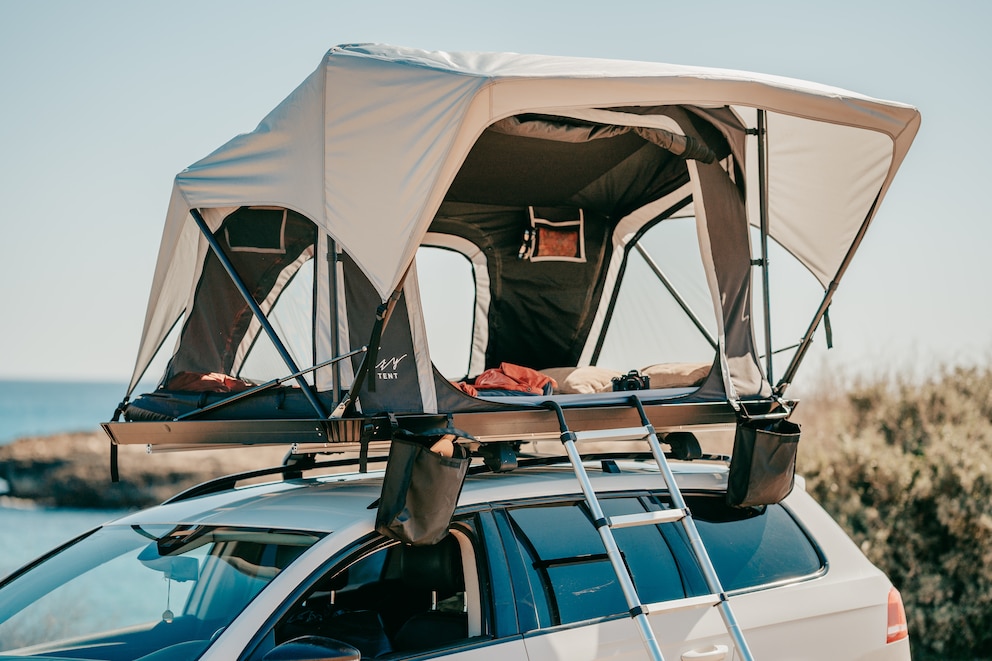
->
0, 431, 288, 509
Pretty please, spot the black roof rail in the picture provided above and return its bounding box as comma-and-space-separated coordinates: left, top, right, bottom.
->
161, 453, 390, 505
160, 443, 730, 506
498, 451, 730, 474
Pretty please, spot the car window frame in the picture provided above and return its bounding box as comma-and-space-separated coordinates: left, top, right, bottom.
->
238, 512, 512, 661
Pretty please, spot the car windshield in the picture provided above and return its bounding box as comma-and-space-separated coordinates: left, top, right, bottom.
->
0, 523, 323, 660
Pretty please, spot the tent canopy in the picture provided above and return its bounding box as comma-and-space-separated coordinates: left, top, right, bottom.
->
125, 44, 919, 421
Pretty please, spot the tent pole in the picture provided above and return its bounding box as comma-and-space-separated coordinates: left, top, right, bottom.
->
757, 109, 774, 386
329, 238, 341, 403
776, 191, 885, 396
634, 244, 717, 350
190, 208, 329, 418
776, 283, 835, 397
175, 347, 366, 420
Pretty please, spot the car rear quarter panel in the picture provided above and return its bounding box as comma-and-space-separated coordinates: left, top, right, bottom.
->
727, 486, 910, 660
521, 479, 910, 661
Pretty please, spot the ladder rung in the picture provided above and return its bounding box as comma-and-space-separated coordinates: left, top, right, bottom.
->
573, 426, 650, 443
642, 593, 721, 615
609, 509, 686, 529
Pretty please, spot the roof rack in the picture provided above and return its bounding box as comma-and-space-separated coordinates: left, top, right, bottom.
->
161, 454, 390, 504
160, 446, 731, 506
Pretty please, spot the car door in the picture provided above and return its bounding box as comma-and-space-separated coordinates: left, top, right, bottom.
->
237, 513, 528, 660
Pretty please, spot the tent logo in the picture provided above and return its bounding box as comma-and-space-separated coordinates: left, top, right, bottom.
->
375, 354, 408, 380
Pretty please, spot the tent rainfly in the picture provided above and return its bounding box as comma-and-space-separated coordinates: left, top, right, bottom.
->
104, 44, 920, 451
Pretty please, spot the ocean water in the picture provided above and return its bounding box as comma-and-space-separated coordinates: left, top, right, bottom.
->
0, 381, 132, 574
0, 380, 127, 445
0, 505, 125, 578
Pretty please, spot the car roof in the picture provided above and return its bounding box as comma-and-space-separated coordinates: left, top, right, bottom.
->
109, 459, 733, 534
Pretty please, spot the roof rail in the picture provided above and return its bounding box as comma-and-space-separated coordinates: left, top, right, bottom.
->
161, 443, 731, 506
161, 454, 390, 505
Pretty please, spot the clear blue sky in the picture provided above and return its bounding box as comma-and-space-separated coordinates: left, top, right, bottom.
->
1, 0, 989, 386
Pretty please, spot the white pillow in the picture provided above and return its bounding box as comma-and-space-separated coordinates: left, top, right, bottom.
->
540, 366, 623, 394
639, 362, 711, 388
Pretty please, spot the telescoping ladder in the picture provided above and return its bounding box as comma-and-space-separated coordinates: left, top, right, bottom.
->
543, 397, 755, 661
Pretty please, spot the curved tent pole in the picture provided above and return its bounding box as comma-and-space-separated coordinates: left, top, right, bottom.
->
190, 208, 329, 419
775, 192, 884, 397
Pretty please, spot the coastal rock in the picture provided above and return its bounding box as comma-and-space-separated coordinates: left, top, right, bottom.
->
0, 431, 287, 509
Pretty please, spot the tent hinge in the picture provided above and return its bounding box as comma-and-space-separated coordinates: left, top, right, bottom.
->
750, 258, 765, 267
745, 128, 760, 136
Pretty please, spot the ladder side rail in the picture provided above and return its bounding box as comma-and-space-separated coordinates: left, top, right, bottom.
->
633, 397, 755, 661
544, 401, 666, 661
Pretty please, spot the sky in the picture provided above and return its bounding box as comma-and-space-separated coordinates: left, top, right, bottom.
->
1, 0, 990, 388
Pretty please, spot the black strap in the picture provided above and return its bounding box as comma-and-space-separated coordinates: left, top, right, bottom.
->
824, 305, 834, 349
110, 442, 119, 483
364, 301, 391, 394
344, 290, 402, 415
109, 399, 127, 483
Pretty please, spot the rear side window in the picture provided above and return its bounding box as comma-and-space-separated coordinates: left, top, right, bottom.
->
685, 495, 823, 591
503, 493, 822, 627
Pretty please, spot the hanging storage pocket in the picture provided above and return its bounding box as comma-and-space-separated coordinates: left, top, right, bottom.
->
727, 418, 801, 507
375, 428, 472, 546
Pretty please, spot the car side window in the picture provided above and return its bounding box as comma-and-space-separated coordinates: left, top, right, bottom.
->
681, 495, 824, 591
254, 526, 485, 659
505, 495, 687, 627
503, 493, 824, 628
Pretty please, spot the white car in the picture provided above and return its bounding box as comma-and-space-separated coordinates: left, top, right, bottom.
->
0, 452, 910, 660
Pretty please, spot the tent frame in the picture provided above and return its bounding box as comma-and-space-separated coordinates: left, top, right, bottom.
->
190, 208, 329, 418
755, 110, 775, 386
102, 391, 790, 454
775, 190, 883, 397
103, 45, 919, 465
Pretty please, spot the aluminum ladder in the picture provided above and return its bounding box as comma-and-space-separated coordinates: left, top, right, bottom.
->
543, 397, 755, 661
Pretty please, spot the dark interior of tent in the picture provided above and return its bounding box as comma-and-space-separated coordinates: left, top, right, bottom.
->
433, 109, 734, 370
125, 105, 758, 423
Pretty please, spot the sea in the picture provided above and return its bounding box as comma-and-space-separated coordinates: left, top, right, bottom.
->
0, 379, 127, 445
0, 379, 131, 577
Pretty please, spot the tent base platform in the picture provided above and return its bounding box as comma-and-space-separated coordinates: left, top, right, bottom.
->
102, 395, 788, 454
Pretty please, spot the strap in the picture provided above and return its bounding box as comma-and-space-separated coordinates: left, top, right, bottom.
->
824, 305, 834, 349
109, 398, 128, 483
343, 289, 401, 415
110, 442, 119, 483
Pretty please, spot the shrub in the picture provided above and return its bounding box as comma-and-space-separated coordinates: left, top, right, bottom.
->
798, 365, 992, 660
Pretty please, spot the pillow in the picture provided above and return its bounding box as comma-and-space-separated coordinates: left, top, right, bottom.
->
540, 366, 623, 394
639, 362, 711, 388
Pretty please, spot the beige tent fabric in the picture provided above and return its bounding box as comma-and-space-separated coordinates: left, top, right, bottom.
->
128, 44, 920, 393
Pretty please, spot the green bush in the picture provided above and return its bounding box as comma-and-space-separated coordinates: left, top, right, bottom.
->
798, 365, 992, 660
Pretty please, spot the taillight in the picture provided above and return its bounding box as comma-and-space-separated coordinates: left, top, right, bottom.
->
887, 587, 909, 644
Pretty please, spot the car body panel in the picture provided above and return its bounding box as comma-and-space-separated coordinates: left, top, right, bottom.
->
0, 461, 910, 660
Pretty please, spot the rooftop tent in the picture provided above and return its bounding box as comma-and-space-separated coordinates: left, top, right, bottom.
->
115, 44, 920, 432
